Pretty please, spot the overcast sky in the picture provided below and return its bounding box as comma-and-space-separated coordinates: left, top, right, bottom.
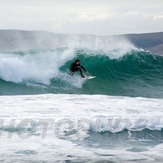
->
0, 0, 163, 35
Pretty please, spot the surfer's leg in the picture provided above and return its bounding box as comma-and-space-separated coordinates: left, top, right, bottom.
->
72, 68, 85, 78
79, 68, 85, 78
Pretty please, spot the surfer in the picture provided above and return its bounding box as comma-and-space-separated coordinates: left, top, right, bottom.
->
70, 59, 89, 78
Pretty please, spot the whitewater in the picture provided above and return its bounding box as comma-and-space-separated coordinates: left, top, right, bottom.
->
0, 34, 163, 162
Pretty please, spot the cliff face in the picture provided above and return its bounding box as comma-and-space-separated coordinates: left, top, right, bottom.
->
0, 30, 162, 55
125, 32, 163, 55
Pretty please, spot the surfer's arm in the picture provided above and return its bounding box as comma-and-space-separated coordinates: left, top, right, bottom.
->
70, 63, 74, 75
80, 65, 89, 75
80, 65, 87, 72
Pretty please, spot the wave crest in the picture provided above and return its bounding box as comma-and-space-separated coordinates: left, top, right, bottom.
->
0, 48, 163, 97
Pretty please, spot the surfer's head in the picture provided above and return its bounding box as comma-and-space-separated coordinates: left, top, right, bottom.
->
75, 59, 80, 65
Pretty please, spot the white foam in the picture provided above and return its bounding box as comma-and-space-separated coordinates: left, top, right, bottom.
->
0, 94, 163, 133
0, 94, 163, 162
0, 49, 75, 84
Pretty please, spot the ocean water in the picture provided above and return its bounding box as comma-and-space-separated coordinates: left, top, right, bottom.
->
0, 35, 163, 162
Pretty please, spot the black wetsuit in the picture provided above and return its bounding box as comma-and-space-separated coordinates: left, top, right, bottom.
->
70, 62, 87, 78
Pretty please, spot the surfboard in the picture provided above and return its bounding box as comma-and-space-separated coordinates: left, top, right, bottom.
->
84, 76, 96, 80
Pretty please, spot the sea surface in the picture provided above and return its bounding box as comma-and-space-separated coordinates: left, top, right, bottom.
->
0, 36, 163, 162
